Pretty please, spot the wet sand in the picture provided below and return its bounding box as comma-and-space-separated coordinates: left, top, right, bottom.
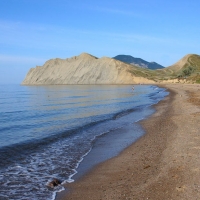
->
59, 84, 200, 200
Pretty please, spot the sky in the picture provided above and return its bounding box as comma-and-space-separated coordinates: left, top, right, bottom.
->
0, 0, 200, 84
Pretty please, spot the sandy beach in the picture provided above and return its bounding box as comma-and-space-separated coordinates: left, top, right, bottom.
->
58, 84, 200, 200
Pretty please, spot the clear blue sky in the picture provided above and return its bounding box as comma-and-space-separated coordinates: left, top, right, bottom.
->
1, 0, 200, 84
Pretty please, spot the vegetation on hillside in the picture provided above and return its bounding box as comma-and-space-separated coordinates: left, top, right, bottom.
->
113, 55, 164, 70
128, 54, 200, 83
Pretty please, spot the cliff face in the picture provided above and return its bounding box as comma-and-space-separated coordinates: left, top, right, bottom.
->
22, 53, 154, 85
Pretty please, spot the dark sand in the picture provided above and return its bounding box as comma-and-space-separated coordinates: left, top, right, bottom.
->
58, 84, 200, 200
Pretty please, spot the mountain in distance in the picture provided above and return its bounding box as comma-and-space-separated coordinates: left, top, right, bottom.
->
22, 53, 155, 85
22, 53, 200, 85
113, 55, 164, 70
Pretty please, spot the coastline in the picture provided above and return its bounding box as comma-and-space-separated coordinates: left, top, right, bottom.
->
58, 84, 200, 200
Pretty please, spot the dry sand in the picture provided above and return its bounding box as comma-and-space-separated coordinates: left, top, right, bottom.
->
58, 84, 200, 200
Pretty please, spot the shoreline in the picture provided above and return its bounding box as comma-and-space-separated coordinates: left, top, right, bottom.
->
58, 84, 200, 200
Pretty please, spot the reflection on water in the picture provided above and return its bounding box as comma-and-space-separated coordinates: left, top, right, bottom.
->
1, 85, 166, 148
0, 84, 169, 200
0, 85, 161, 148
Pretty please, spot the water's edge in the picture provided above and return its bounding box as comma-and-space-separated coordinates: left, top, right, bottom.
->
55, 87, 169, 199
0, 85, 169, 200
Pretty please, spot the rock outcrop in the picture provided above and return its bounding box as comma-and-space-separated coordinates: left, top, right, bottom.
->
22, 53, 154, 85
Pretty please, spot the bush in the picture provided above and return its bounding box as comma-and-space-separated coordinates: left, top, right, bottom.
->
196, 79, 200, 83
177, 66, 195, 78
183, 66, 194, 76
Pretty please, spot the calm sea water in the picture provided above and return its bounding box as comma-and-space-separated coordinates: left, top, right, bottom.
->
0, 84, 168, 200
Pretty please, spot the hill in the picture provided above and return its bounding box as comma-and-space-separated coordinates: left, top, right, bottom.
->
113, 55, 164, 70
22, 53, 155, 85
22, 53, 200, 85
155, 54, 200, 83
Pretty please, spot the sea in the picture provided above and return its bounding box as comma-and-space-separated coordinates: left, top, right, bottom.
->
0, 84, 168, 200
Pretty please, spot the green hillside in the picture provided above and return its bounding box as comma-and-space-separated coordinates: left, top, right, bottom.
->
127, 54, 200, 83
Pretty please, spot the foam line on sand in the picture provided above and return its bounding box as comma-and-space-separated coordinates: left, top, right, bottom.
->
58, 84, 200, 200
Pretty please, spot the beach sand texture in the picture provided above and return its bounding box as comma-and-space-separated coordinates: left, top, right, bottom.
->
59, 84, 200, 200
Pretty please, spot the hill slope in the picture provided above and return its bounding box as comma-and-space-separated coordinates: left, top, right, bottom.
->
166, 54, 200, 72
146, 54, 200, 83
158, 54, 200, 81
113, 55, 164, 70
22, 53, 200, 85
22, 53, 155, 85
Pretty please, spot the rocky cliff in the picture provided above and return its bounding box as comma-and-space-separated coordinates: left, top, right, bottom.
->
22, 53, 154, 85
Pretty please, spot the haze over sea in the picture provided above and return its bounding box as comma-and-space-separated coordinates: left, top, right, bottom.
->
0, 84, 168, 200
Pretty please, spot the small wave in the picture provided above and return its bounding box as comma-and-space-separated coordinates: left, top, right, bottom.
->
0, 106, 141, 170
113, 108, 136, 119
0, 85, 169, 200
